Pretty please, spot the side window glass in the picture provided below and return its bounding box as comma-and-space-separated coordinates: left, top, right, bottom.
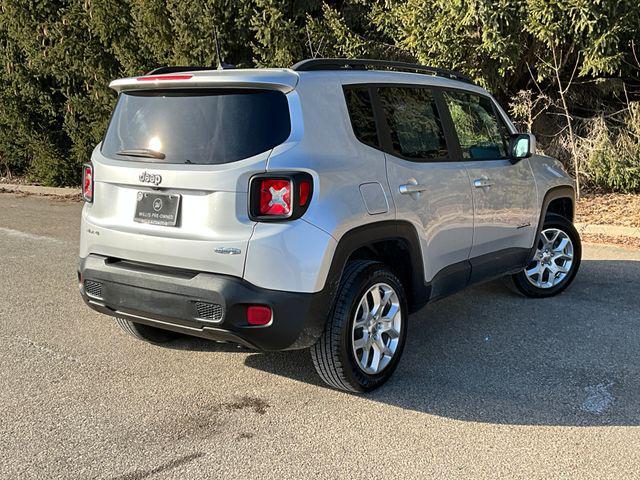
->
378, 87, 448, 161
443, 91, 509, 160
343, 87, 379, 149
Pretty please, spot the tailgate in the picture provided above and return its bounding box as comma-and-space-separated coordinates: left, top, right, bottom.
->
81, 85, 293, 277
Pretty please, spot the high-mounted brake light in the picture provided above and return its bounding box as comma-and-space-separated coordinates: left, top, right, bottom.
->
137, 74, 193, 82
82, 164, 93, 203
248, 173, 313, 222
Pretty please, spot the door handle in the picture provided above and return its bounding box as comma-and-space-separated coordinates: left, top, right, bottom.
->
399, 183, 428, 195
473, 178, 494, 188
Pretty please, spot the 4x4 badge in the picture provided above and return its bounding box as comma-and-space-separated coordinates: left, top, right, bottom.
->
139, 171, 162, 186
214, 247, 241, 255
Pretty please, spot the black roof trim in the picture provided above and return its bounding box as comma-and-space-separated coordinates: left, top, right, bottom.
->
291, 58, 475, 85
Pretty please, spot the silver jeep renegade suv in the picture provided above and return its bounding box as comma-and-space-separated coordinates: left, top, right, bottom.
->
79, 59, 581, 392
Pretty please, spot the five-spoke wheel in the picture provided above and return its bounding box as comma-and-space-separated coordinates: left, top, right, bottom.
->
351, 283, 402, 375
311, 261, 408, 392
511, 214, 581, 298
524, 228, 574, 288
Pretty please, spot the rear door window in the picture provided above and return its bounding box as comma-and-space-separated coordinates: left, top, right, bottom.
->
377, 86, 448, 161
102, 89, 291, 164
443, 90, 510, 160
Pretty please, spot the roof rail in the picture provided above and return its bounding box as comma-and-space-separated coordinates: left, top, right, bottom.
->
290, 58, 475, 84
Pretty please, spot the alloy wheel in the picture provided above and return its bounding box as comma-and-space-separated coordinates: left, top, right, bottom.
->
351, 283, 402, 374
524, 228, 574, 289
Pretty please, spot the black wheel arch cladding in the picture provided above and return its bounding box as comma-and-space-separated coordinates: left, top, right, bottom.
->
322, 220, 428, 313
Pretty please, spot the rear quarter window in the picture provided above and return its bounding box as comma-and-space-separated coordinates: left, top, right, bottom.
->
343, 87, 380, 149
101, 89, 291, 165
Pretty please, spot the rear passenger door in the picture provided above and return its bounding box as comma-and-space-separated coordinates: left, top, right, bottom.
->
441, 90, 538, 280
375, 86, 474, 296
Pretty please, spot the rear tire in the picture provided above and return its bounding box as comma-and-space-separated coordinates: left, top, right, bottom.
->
115, 317, 179, 343
310, 260, 408, 393
510, 214, 581, 298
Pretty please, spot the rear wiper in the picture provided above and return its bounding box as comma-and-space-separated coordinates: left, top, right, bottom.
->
116, 148, 166, 160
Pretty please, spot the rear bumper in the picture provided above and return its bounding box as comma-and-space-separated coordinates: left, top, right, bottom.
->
78, 254, 328, 350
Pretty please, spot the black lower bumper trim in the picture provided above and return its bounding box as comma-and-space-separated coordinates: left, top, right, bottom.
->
79, 254, 329, 351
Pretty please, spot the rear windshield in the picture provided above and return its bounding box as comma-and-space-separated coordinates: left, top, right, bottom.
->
102, 89, 291, 164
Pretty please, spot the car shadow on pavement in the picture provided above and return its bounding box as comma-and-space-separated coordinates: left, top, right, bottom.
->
243, 259, 640, 426
164, 336, 251, 353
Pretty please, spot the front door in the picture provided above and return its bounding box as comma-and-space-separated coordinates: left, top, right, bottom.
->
441, 89, 538, 281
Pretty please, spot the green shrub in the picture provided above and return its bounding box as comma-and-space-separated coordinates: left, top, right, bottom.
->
579, 103, 640, 193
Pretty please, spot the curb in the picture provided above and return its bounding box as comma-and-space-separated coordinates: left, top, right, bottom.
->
0, 183, 81, 198
575, 222, 640, 239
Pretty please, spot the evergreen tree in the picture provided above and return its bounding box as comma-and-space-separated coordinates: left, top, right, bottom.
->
0, 0, 638, 189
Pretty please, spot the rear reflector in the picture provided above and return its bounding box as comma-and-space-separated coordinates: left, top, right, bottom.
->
137, 74, 193, 82
247, 305, 272, 326
82, 163, 93, 203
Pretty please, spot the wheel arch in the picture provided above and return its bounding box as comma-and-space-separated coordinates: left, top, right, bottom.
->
540, 185, 575, 223
528, 185, 576, 260
546, 195, 574, 222
322, 221, 428, 313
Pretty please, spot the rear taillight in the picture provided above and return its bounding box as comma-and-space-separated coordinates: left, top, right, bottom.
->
249, 172, 313, 221
298, 180, 311, 206
82, 163, 93, 203
259, 179, 292, 216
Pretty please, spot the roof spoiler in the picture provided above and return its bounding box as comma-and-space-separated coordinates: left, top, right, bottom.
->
145, 65, 235, 75
109, 69, 299, 94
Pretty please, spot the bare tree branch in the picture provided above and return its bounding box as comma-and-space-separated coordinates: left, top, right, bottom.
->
564, 51, 581, 95
526, 62, 545, 96
552, 44, 581, 198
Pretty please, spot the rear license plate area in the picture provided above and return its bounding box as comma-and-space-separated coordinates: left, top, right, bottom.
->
134, 192, 181, 227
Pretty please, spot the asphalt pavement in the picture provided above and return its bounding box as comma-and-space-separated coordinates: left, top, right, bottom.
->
1, 193, 639, 479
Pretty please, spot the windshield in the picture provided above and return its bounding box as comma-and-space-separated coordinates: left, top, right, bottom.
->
101, 89, 291, 164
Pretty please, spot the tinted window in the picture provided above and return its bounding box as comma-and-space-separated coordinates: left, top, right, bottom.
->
443, 91, 509, 160
344, 87, 379, 148
102, 89, 290, 164
378, 87, 448, 160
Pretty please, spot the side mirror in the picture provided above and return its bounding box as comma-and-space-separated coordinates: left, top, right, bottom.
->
509, 133, 536, 163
